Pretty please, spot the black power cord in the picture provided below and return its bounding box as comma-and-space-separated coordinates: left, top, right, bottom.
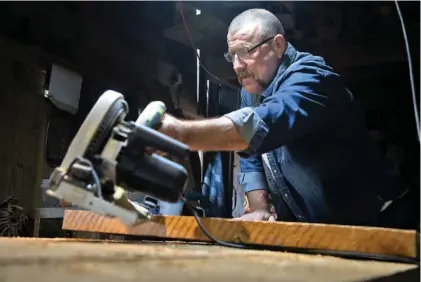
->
182, 198, 419, 265
177, 1, 420, 265
394, 0, 420, 142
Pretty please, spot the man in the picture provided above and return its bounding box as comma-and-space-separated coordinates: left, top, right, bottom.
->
159, 9, 406, 225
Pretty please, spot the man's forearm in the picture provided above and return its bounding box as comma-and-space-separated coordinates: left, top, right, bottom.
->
182, 117, 247, 151
164, 115, 248, 151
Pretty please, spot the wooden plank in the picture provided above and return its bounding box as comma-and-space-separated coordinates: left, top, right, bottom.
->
62, 210, 418, 259
0, 238, 417, 282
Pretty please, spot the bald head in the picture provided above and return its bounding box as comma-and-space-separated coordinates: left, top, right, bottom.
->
228, 9, 285, 41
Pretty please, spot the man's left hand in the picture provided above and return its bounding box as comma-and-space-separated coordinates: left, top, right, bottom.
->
158, 114, 185, 143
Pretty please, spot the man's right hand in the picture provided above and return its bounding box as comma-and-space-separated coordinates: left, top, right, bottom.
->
233, 210, 276, 222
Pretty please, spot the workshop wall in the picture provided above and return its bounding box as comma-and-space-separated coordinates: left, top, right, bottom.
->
0, 2, 209, 219
0, 46, 47, 215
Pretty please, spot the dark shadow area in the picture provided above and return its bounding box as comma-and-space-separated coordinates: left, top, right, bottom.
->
365, 267, 420, 282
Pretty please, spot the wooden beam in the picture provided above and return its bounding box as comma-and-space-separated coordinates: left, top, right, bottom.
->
62, 210, 418, 259
164, 9, 228, 50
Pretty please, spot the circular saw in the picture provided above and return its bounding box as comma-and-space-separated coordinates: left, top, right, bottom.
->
46, 90, 190, 225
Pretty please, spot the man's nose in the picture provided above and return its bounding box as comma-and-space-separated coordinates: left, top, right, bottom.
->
232, 55, 246, 72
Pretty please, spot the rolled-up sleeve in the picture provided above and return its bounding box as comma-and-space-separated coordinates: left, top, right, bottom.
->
225, 60, 351, 156
224, 107, 269, 152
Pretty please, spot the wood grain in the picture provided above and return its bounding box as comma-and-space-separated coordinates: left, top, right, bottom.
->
62, 210, 418, 259
0, 237, 417, 282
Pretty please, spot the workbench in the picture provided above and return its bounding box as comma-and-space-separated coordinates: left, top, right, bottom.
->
0, 237, 417, 282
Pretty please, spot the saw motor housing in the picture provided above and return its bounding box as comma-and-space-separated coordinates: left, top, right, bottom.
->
46, 90, 190, 225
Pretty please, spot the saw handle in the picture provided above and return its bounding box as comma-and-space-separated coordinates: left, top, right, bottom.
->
130, 123, 190, 160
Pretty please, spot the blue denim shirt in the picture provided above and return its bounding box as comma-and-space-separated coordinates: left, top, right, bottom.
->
225, 43, 406, 225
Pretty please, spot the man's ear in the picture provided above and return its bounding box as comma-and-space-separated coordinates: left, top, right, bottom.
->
273, 34, 285, 58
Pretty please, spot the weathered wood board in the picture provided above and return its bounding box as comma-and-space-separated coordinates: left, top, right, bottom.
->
0, 237, 418, 282
62, 210, 418, 259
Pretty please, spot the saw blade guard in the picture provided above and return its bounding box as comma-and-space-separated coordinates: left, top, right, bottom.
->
45, 90, 190, 224
60, 90, 128, 172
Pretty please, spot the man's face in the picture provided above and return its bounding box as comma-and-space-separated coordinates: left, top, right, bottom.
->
227, 24, 285, 94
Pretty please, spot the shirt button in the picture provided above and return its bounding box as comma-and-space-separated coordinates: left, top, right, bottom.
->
284, 193, 288, 199
273, 169, 277, 174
